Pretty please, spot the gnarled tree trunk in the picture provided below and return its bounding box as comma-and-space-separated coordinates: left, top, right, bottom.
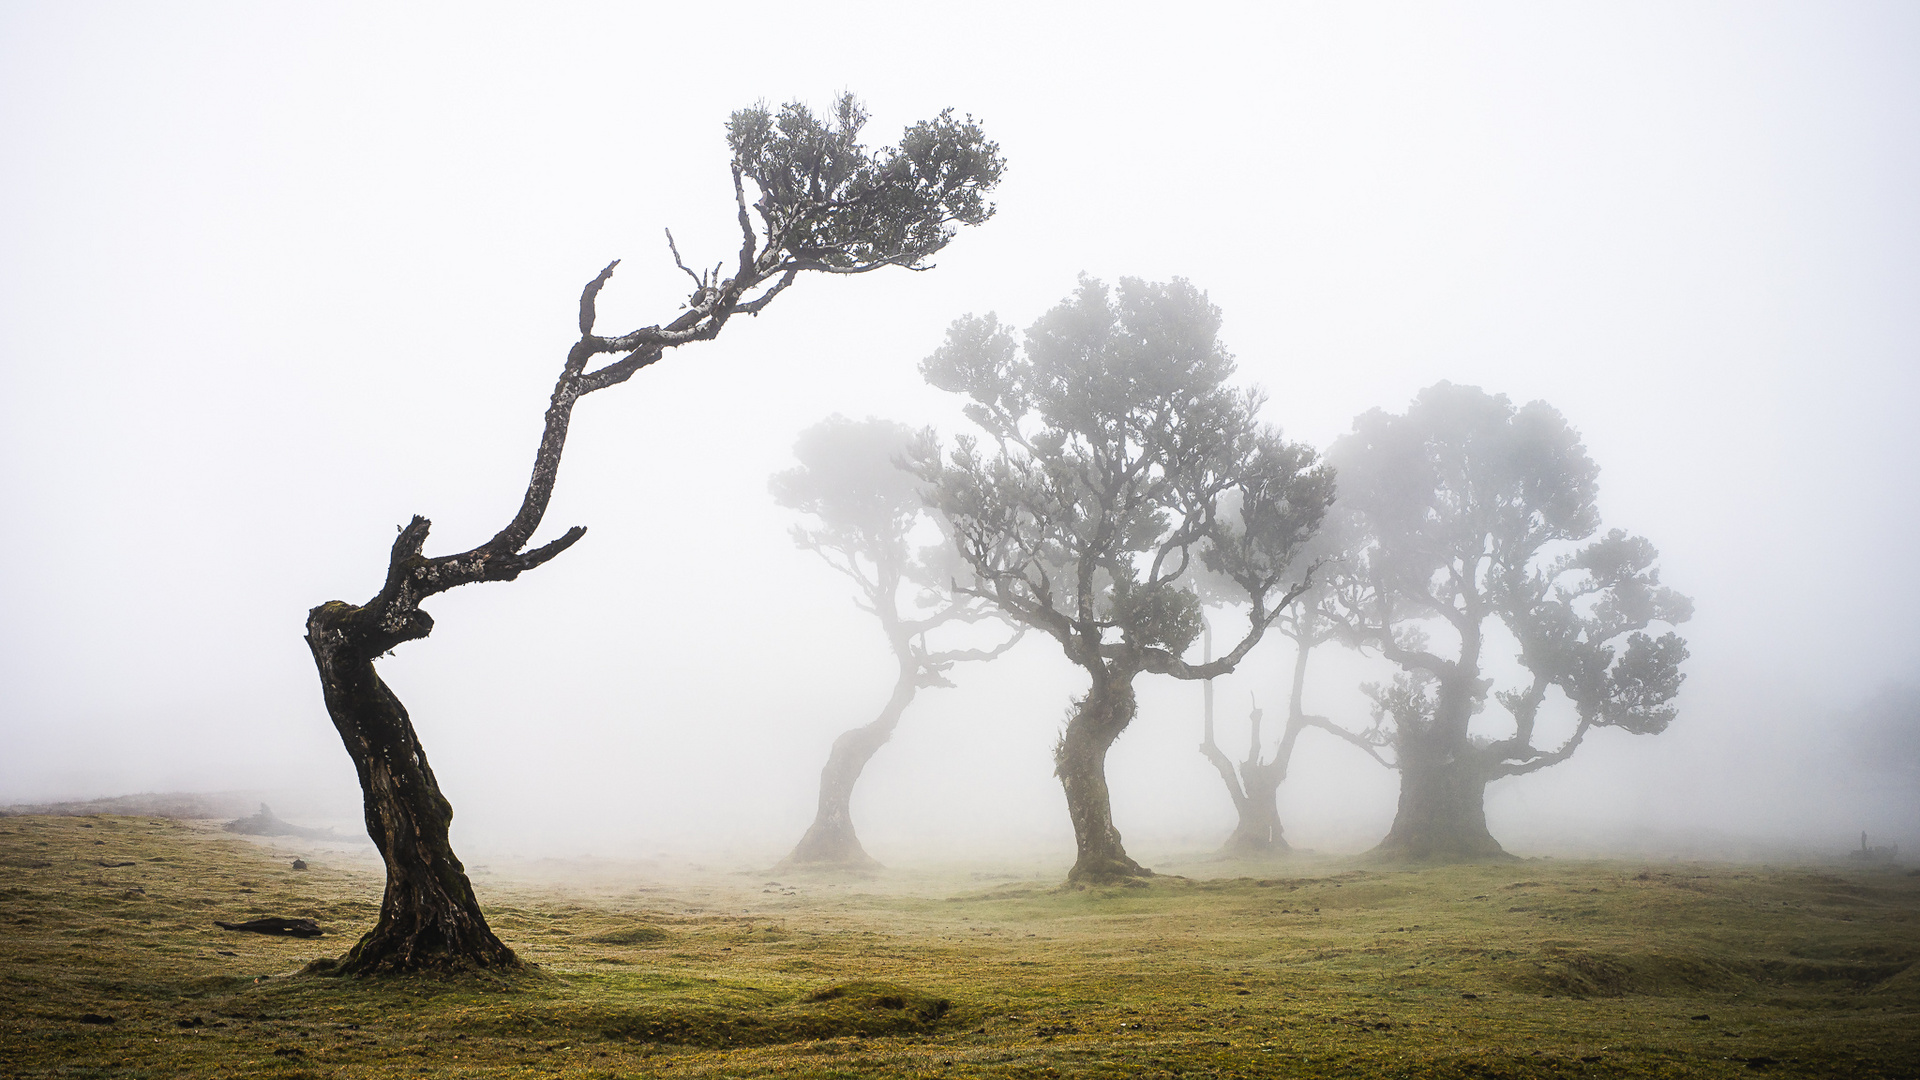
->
308, 607, 517, 973
1219, 757, 1289, 855
1057, 666, 1150, 884
1372, 732, 1506, 861
1202, 704, 1293, 856
303, 264, 652, 974
781, 665, 916, 869
1203, 637, 1321, 858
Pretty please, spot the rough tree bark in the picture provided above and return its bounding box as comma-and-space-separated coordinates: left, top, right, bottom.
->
305, 100, 1004, 972
306, 618, 520, 971
1057, 666, 1148, 883
305, 263, 662, 973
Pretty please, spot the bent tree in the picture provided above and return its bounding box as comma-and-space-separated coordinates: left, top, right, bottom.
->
774, 416, 1021, 869
916, 277, 1333, 884
305, 97, 1003, 974
1322, 382, 1692, 861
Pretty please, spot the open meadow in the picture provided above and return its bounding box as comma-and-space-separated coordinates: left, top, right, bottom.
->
1, 815, 1916, 1078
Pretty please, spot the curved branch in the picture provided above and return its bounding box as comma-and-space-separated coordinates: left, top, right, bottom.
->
1299, 715, 1395, 769
1488, 717, 1594, 778
1199, 732, 1248, 809
1141, 571, 1316, 681
922, 623, 1026, 667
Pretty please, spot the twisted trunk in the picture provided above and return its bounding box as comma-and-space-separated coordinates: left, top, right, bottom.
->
306, 605, 517, 973
1373, 677, 1508, 861
1057, 664, 1150, 883
782, 664, 917, 869
301, 266, 621, 974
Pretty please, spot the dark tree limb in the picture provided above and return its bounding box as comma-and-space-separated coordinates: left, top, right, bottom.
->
309, 98, 1004, 971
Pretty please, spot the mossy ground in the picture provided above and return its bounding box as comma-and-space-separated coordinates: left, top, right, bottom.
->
1, 816, 1915, 1078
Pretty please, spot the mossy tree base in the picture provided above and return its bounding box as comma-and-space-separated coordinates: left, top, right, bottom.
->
1058, 671, 1157, 886
1368, 755, 1513, 863
1065, 852, 1154, 886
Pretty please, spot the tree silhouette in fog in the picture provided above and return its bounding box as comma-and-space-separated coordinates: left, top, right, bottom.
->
303, 97, 1003, 974
774, 415, 1021, 870
1320, 382, 1692, 862
915, 277, 1332, 884
1198, 548, 1389, 856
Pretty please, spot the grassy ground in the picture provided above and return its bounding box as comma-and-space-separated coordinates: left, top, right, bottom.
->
1, 815, 1915, 1078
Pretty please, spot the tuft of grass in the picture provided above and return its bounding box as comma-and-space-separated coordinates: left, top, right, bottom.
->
0, 815, 1916, 1077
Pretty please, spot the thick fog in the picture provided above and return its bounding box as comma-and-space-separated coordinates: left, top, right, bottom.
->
2, 4, 1915, 867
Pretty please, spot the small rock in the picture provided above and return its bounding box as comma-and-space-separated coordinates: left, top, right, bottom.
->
291, 859, 308, 870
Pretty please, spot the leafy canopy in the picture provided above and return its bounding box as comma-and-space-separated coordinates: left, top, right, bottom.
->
773, 415, 1011, 684
1325, 382, 1692, 776
771, 415, 964, 605
728, 95, 1004, 275
917, 277, 1332, 674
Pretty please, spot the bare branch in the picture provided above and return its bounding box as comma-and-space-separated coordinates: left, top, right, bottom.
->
734, 269, 798, 315
1299, 715, 1395, 769
1489, 718, 1594, 778
664, 229, 704, 294
1198, 734, 1248, 809
574, 344, 666, 395
732, 162, 758, 281
578, 260, 619, 335
1143, 569, 1317, 682
922, 624, 1026, 667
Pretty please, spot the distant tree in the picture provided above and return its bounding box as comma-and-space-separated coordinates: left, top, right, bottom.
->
304, 96, 1003, 974
773, 415, 1020, 869
915, 277, 1334, 884
1198, 574, 1388, 857
1320, 382, 1692, 861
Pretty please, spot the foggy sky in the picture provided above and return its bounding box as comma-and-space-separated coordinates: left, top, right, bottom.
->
2, 3, 1915, 864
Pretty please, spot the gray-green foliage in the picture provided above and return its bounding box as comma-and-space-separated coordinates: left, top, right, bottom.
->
771, 415, 965, 616
1326, 381, 1693, 777
915, 276, 1332, 674
728, 95, 1004, 274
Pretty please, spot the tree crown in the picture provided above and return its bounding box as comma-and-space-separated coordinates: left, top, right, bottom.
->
774, 415, 1015, 682
1324, 382, 1691, 775
772, 415, 960, 604
917, 277, 1332, 676
728, 95, 1004, 275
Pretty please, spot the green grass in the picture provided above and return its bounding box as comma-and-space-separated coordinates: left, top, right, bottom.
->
1, 815, 1916, 1078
